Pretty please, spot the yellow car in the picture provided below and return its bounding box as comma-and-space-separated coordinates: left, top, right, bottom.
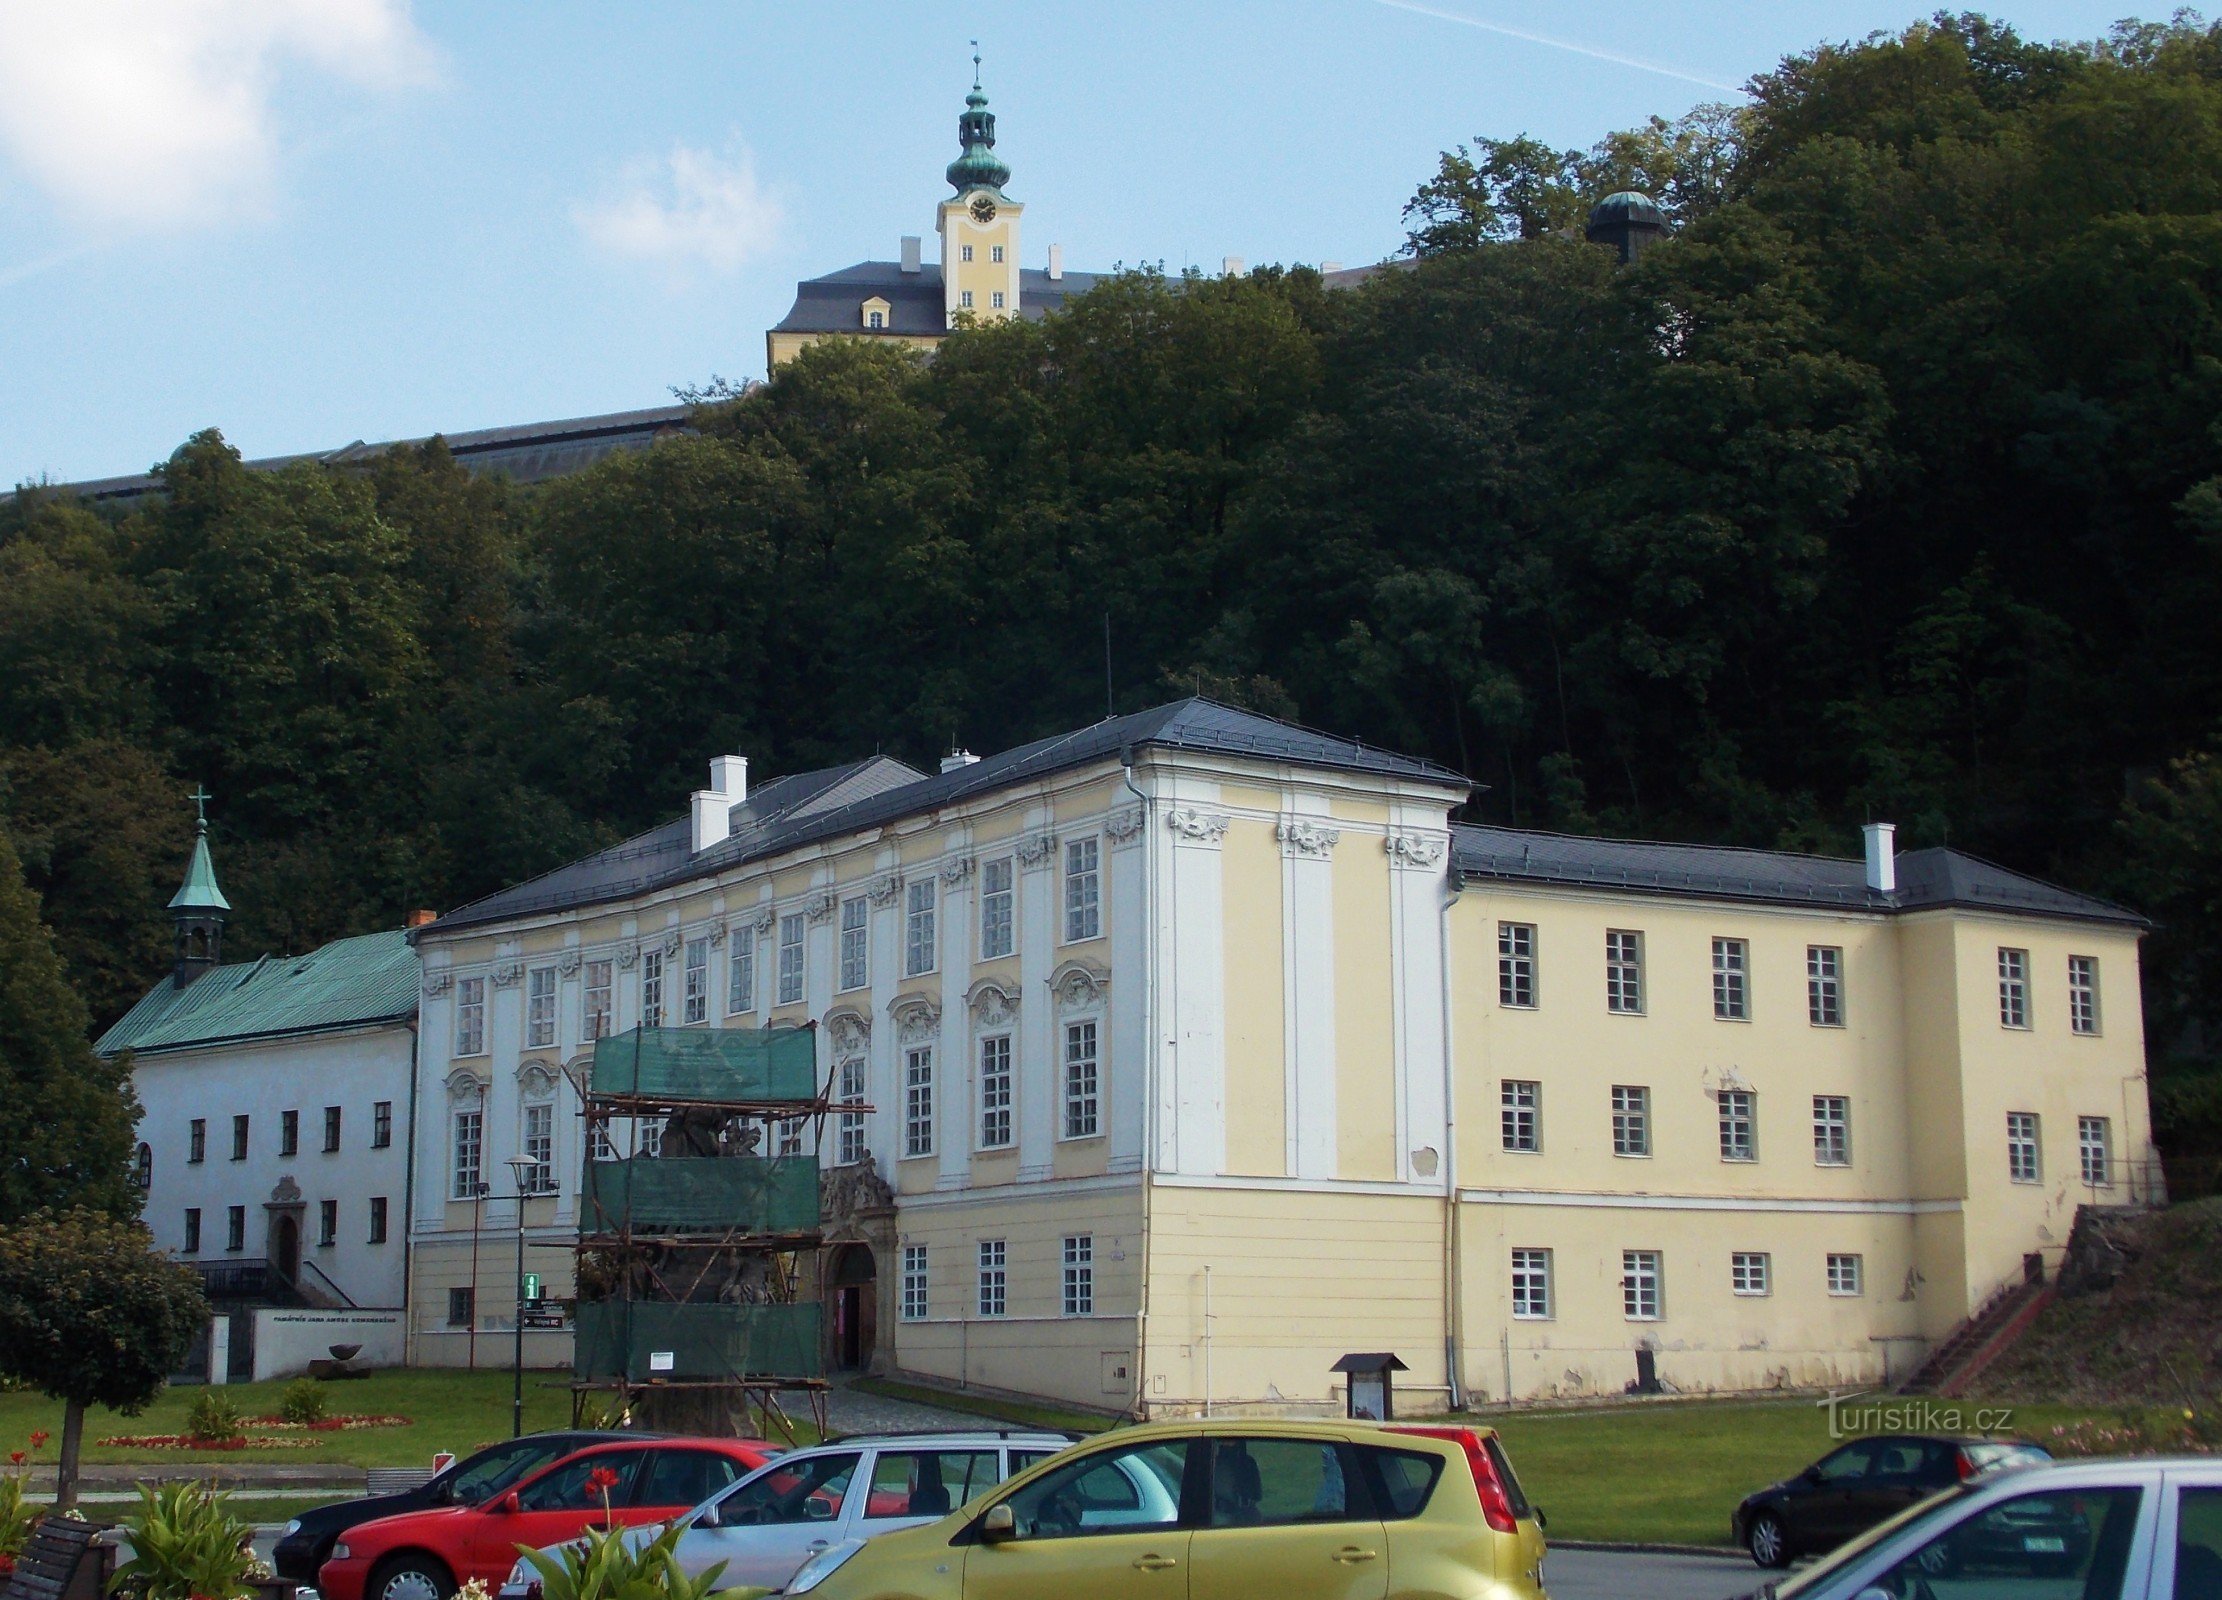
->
779, 1416, 1549, 1599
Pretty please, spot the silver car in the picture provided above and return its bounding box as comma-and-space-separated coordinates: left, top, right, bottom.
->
1735, 1455, 2222, 1600
503, 1431, 1073, 1596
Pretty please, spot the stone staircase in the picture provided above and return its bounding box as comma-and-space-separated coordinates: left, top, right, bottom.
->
1898, 1261, 2053, 1396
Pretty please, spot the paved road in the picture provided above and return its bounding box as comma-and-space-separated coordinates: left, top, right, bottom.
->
1547, 1548, 1763, 1600
822, 1378, 998, 1436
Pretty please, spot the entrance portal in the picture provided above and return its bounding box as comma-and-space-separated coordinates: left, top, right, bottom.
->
827, 1244, 877, 1371
274, 1215, 300, 1284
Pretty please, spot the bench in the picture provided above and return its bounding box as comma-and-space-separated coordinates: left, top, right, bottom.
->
363, 1469, 434, 1496
1, 1516, 109, 1600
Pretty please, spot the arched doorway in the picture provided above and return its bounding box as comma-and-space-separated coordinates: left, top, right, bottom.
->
826, 1244, 877, 1371
274, 1214, 300, 1284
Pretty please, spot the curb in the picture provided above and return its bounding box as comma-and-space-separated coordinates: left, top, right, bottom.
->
1549, 1540, 1744, 1557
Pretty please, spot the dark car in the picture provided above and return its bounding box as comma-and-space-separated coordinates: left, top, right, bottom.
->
1732, 1434, 2050, 1568
273, 1431, 652, 1583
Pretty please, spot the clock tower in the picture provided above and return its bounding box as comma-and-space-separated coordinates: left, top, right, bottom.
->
938, 72, 1021, 328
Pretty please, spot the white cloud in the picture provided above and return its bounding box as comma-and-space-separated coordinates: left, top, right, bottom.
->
574, 142, 782, 280
0, 0, 437, 230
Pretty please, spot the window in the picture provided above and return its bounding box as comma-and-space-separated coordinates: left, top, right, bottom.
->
456, 975, 487, 1055
641, 948, 665, 1027
980, 856, 1015, 959
961, 289, 974, 308
1064, 837, 1101, 942
1808, 945, 1844, 1026
1732, 1251, 1771, 1296
1713, 938, 1750, 1020
641, 1450, 747, 1509
2079, 1116, 2113, 1187
1827, 1252, 1863, 1295
863, 1449, 1000, 1522
2008, 1111, 2042, 1183
1874, 1487, 2143, 1596
1498, 922, 1537, 1007
1998, 946, 2030, 1028
372, 1101, 392, 1149
588, 1116, 618, 1163
1813, 1095, 1851, 1166
451, 1106, 483, 1199
225, 1206, 245, 1252
1501, 1080, 1539, 1152
999, 1440, 1186, 1541
447, 1286, 474, 1328
585, 959, 613, 1040
323, 1105, 342, 1153
1063, 1019, 1100, 1138
369, 1196, 388, 1244
977, 1239, 1006, 1316
231, 1114, 249, 1161
1719, 1089, 1756, 1162
1510, 1248, 1552, 1319
904, 1046, 934, 1158
183, 1208, 201, 1254
134, 1142, 151, 1188
682, 938, 708, 1024
961, 244, 974, 261
2068, 955, 2100, 1034
867, 309, 884, 329
990, 290, 1005, 309
527, 965, 557, 1046
839, 897, 869, 990
1206, 1438, 1352, 1528
711, 1452, 859, 1527
905, 879, 937, 976
1611, 1085, 1650, 1157
990, 244, 1004, 263
901, 1245, 927, 1321
1622, 1249, 1662, 1319
280, 1109, 299, 1157
188, 1118, 206, 1164
318, 1198, 337, 1248
775, 1117, 804, 1158
726, 935, 754, 1015
836, 1057, 867, 1167
979, 1035, 1013, 1149
1606, 930, 1644, 1013
1063, 1235, 1094, 1315
524, 1102, 555, 1192
777, 914, 805, 1005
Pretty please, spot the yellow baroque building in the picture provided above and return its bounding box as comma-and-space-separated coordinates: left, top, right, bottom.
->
405, 698, 2155, 1413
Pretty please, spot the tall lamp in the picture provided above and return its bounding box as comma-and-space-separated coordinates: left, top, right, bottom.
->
505, 1154, 536, 1438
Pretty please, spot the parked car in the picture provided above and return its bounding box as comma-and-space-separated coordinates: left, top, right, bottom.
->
273, 1431, 651, 1583
1733, 1433, 2052, 1567
317, 1436, 777, 1600
1731, 1455, 2222, 1599
501, 1431, 1073, 1598
767, 1417, 1548, 1599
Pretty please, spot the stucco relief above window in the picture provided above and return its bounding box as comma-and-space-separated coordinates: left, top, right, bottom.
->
752, 905, 778, 935
1165, 807, 1230, 843
806, 890, 838, 923
1048, 958, 1110, 1010
868, 872, 904, 907
704, 923, 726, 948
1015, 832, 1059, 869
517, 1061, 559, 1096
1276, 817, 1341, 857
940, 855, 976, 886
422, 971, 453, 998
490, 962, 524, 988
967, 976, 1021, 1028
890, 993, 942, 1044
443, 1066, 486, 1101
557, 950, 582, 977
825, 1007, 872, 1056
1104, 807, 1145, 844
616, 945, 640, 970
1385, 831, 1448, 868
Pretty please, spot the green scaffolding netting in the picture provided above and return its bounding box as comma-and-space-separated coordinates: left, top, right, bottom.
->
574, 1300, 822, 1383
582, 1156, 820, 1234
590, 1026, 819, 1103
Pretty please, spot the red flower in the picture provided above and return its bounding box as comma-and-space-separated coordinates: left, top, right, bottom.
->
8, 1453, 22, 1465
585, 1466, 621, 1494
26, 1433, 46, 1450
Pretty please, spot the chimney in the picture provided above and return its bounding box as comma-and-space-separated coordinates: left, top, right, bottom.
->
1321, 259, 1343, 275
1863, 822, 1897, 895
940, 750, 981, 774
1047, 243, 1063, 281
405, 909, 438, 930
691, 755, 749, 853
1223, 255, 1245, 278
900, 235, 922, 274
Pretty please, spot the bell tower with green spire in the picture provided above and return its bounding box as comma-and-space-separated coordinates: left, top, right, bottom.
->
938, 49, 1022, 329
169, 784, 230, 987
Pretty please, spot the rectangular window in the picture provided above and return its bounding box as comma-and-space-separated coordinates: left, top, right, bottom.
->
990, 290, 1005, 309
1808, 945, 1844, 1027
979, 1035, 1013, 1150
905, 879, 937, 977
1826, 1253, 1864, 1296
990, 244, 1004, 263
231, 1114, 249, 1161
1999, 947, 2030, 1028
1498, 922, 1537, 1008
322, 1106, 341, 1153
456, 975, 486, 1055
1062, 1235, 1093, 1316
1606, 930, 1644, 1013
1063, 1019, 1100, 1138
961, 288, 974, 308
226, 1206, 245, 1253
1510, 1248, 1552, 1319
837, 1057, 867, 1167
1501, 1080, 1540, 1153
682, 938, 708, 1024
372, 1101, 392, 1149
1713, 938, 1750, 1020
524, 1102, 555, 1192
980, 857, 1015, 959
867, 309, 884, 329
280, 1109, 298, 1157
727, 935, 754, 1015
189, 1118, 206, 1164
1611, 1085, 1651, 1157
2008, 1111, 2042, 1183
641, 948, 665, 1027
368, 1196, 388, 1244
1065, 837, 1101, 942
318, 1198, 337, 1248
588, 1116, 617, 1164
904, 1046, 934, 1158
839, 897, 869, 991
451, 1107, 483, 1200
1814, 1095, 1852, 1166
775, 1116, 804, 1159
901, 1245, 928, 1322
183, 1208, 201, 1254
961, 244, 974, 262
585, 959, 613, 1040
2079, 1116, 2113, 1187
1732, 1251, 1771, 1296
447, 1286, 474, 1328
527, 964, 557, 1046
777, 914, 805, 1005
2068, 955, 2100, 1035
1719, 1089, 1756, 1162
1622, 1249, 1662, 1320
977, 1239, 1006, 1316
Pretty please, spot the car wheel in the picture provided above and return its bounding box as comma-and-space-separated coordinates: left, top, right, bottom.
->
369, 1554, 455, 1600
1747, 1512, 1790, 1569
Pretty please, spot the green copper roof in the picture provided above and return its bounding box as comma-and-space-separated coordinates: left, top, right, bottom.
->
96, 929, 418, 1058
167, 821, 231, 913
946, 83, 1010, 195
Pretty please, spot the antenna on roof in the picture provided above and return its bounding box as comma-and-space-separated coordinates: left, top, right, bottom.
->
971, 38, 981, 89
1103, 611, 1115, 719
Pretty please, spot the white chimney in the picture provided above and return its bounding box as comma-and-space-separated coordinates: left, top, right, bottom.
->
1223, 255, 1245, 278
1321, 259, 1343, 275
900, 235, 922, 274
1863, 821, 1897, 894
1047, 243, 1063, 281
691, 755, 749, 853
940, 750, 981, 774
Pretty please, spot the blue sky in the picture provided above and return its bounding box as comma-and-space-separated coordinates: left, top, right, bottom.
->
0, 1, 2150, 486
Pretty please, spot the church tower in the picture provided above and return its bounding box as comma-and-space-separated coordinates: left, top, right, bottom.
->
169, 786, 230, 987
938, 66, 1022, 328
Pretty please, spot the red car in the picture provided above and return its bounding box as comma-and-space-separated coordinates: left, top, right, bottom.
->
320, 1437, 778, 1600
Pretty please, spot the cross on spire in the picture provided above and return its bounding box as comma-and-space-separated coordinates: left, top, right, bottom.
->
189, 783, 212, 828
971, 40, 981, 89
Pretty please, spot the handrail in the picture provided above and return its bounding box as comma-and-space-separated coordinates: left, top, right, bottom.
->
289, 1256, 358, 1309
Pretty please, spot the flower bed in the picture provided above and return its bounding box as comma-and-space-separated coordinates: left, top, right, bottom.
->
242, 1414, 413, 1431
95, 1434, 322, 1451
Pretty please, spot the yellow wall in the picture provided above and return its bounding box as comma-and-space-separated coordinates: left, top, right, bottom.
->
1332, 830, 1398, 1181
1219, 818, 1286, 1178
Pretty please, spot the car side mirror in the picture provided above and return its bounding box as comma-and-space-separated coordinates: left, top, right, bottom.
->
803, 1498, 835, 1522
1535, 1506, 1547, 1530
694, 1503, 719, 1530
492, 1492, 520, 1515
980, 1504, 1016, 1545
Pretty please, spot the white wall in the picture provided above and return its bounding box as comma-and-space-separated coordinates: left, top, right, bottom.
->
251, 1307, 407, 1381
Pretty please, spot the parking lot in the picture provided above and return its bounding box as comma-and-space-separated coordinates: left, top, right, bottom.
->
1546, 1549, 1760, 1600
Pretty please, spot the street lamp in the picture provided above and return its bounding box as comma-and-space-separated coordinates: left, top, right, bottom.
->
505, 1154, 536, 1438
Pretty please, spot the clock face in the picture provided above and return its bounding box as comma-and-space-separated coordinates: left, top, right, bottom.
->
970, 195, 997, 224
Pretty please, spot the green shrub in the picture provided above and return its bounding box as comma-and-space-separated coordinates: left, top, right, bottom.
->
519, 1520, 744, 1600
279, 1378, 327, 1425
184, 1389, 242, 1443
109, 1481, 256, 1600
0, 1472, 36, 1559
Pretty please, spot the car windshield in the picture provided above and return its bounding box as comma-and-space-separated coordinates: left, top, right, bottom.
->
448, 1440, 574, 1506
1775, 1484, 1973, 1597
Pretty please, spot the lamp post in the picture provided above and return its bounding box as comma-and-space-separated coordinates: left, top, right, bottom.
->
505, 1154, 535, 1438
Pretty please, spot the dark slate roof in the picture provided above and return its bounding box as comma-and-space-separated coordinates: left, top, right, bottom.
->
424, 698, 1470, 936
771, 261, 1104, 337
96, 929, 419, 1058
1451, 825, 2145, 927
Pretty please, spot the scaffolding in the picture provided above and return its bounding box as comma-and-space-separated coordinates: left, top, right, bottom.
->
570, 1023, 853, 1442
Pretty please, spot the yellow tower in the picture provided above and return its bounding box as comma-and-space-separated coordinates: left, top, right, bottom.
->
937, 70, 1021, 326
